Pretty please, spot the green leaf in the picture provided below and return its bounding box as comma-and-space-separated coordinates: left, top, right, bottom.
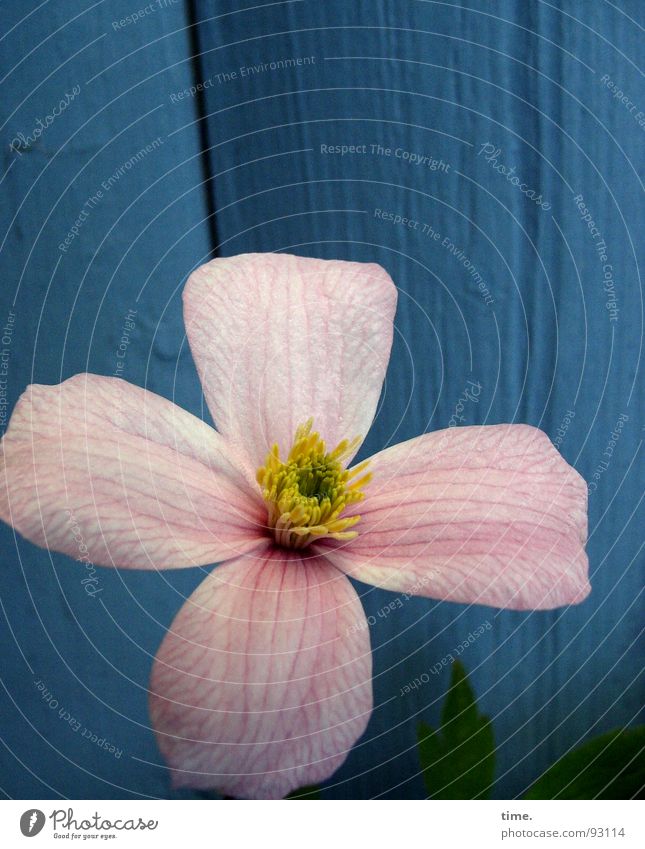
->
417, 660, 495, 799
285, 785, 321, 799
524, 727, 645, 799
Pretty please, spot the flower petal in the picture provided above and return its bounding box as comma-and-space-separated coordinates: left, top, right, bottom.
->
149, 546, 372, 799
0, 374, 267, 569
315, 425, 589, 610
183, 252, 397, 468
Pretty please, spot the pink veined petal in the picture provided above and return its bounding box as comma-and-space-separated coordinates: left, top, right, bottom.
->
149, 546, 373, 799
0, 374, 268, 569
314, 425, 589, 611
183, 252, 397, 470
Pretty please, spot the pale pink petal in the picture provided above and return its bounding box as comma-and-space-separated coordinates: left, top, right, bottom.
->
314, 425, 589, 610
149, 546, 372, 799
183, 253, 397, 469
0, 374, 268, 569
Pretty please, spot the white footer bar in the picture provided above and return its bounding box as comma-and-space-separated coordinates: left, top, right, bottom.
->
0, 799, 643, 848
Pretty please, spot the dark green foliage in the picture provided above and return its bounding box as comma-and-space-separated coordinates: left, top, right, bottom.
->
418, 660, 495, 799
285, 785, 322, 799
524, 727, 645, 800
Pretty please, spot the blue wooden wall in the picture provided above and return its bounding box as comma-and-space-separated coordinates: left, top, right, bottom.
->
0, 0, 643, 799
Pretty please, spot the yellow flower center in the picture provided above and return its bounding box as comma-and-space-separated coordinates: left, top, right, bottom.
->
256, 419, 372, 549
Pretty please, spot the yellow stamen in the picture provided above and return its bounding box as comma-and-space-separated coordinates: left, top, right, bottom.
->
256, 418, 371, 549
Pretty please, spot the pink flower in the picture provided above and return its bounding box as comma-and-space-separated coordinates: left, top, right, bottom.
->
0, 253, 589, 799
